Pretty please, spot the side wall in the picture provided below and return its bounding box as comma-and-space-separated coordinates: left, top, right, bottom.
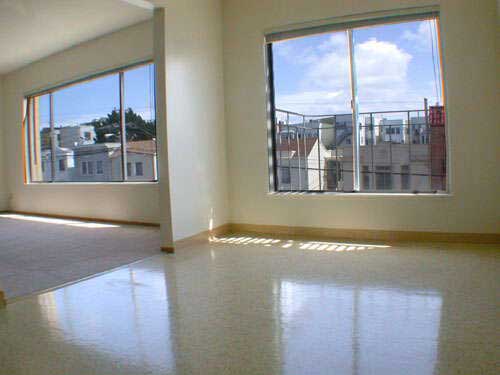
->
0, 76, 8, 210
223, 0, 500, 234
2, 21, 160, 223
166, 0, 229, 240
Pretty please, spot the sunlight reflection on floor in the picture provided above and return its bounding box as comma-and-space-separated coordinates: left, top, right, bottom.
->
0, 214, 119, 229
209, 235, 390, 251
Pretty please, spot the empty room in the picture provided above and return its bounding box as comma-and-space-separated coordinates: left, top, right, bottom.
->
0, 0, 498, 374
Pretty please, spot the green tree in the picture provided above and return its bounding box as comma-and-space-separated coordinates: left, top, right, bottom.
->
88, 108, 156, 143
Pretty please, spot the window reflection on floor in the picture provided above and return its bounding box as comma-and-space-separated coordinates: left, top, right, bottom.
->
37, 266, 175, 373
280, 281, 442, 375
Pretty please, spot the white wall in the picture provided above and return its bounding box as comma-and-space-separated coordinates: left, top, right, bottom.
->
2, 21, 160, 223
165, 0, 229, 240
0, 75, 8, 210
223, 0, 500, 234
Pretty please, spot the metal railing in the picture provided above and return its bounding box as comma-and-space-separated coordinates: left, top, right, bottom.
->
273, 108, 446, 193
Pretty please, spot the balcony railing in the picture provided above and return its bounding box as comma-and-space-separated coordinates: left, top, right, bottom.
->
272, 108, 446, 193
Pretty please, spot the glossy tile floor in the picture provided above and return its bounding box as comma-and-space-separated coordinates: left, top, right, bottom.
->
0, 214, 160, 299
0, 234, 499, 374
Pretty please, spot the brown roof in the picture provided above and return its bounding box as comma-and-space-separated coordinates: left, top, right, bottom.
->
276, 137, 318, 157
110, 140, 156, 158
126, 140, 157, 154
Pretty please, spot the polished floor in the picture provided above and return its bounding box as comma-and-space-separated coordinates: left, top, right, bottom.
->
0, 234, 499, 374
0, 214, 160, 299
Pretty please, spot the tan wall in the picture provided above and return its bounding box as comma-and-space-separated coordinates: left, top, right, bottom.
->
223, 0, 500, 234
0, 75, 7, 210
2, 21, 160, 223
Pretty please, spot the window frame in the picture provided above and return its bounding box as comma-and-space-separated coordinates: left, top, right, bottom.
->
265, 8, 449, 195
23, 60, 158, 184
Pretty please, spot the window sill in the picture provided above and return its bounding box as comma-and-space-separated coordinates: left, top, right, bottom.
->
267, 191, 452, 198
25, 181, 159, 186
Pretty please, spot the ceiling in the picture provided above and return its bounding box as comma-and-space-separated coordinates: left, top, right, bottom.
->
0, 0, 154, 75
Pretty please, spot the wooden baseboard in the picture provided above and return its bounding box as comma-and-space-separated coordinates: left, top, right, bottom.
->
2, 211, 497, 245
229, 223, 500, 244
5, 211, 160, 227
174, 223, 232, 249
159, 224, 232, 253
0, 290, 6, 308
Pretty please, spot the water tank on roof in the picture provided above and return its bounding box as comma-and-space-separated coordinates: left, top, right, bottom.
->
319, 119, 336, 150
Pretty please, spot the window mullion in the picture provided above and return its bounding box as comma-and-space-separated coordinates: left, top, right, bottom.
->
347, 29, 360, 191
119, 71, 128, 181
49, 93, 56, 182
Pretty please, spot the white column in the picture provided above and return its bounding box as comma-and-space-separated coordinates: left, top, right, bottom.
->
154, 8, 175, 252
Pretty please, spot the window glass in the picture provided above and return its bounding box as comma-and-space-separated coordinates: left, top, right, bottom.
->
273, 31, 352, 191
28, 94, 52, 182
25, 62, 157, 183
123, 64, 157, 181
268, 16, 446, 193
50, 73, 120, 182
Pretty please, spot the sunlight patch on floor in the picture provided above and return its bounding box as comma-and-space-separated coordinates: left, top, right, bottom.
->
0, 214, 119, 229
209, 235, 390, 251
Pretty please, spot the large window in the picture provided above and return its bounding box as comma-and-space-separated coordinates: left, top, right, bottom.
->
267, 12, 447, 193
25, 62, 157, 183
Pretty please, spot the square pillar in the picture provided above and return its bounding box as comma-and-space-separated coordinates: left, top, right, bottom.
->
154, 8, 175, 253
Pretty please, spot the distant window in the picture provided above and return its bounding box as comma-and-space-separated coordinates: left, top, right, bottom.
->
376, 166, 392, 190
127, 162, 132, 177
81, 161, 87, 175
59, 159, 65, 171
401, 165, 410, 190
135, 162, 143, 176
96, 160, 104, 175
84, 131, 92, 140
87, 161, 94, 175
325, 160, 342, 190
280, 167, 291, 184
362, 165, 370, 190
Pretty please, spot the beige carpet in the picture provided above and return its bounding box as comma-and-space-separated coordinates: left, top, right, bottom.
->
0, 214, 160, 300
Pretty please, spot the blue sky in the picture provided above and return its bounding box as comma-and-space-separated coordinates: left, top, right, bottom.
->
272, 19, 443, 116
35, 20, 443, 128
37, 63, 155, 128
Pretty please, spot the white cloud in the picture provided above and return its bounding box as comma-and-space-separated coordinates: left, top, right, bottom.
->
318, 33, 348, 51
402, 20, 434, 51
354, 38, 413, 110
276, 36, 419, 114
277, 90, 351, 116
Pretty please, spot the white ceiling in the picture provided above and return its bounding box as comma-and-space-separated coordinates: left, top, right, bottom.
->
0, 0, 154, 75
